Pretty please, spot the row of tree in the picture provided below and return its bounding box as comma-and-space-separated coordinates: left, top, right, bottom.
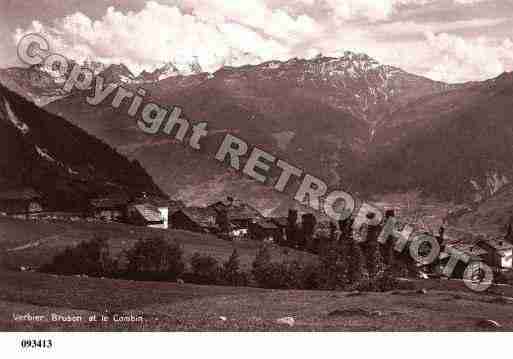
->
40, 232, 412, 292
279, 209, 424, 280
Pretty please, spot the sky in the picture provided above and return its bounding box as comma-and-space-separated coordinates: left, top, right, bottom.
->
1, 0, 513, 83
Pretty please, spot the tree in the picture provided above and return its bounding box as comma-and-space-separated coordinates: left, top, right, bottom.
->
379, 210, 397, 274
505, 222, 513, 244
216, 207, 230, 233
360, 213, 384, 280
190, 253, 220, 284
317, 242, 349, 290
302, 213, 317, 251
220, 249, 248, 286
125, 237, 185, 280
329, 222, 337, 242
252, 245, 271, 272
251, 244, 273, 286
41, 236, 116, 277
337, 218, 366, 285
286, 209, 298, 247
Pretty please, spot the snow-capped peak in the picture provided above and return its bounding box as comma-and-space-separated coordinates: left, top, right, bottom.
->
173, 57, 203, 76
135, 62, 180, 83
157, 62, 181, 80
100, 64, 136, 84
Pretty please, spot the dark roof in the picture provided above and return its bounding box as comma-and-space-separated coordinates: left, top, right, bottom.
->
270, 217, 288, 227
208, 199, 262, 220
132, 196, 172, 207
444, 242, 487, 261
254, 220, 279, 230
0, 188, 41, 201
480, 237, 513, 251
90, 194, 129, 209
168, 200, 185, 211
210, 201, 229, 213
173, 207, 216, 227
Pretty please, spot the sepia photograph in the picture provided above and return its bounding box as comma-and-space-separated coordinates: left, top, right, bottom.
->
1, 0, 513, 352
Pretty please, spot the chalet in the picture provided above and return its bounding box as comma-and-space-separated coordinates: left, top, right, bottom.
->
271, 217, 288, 229
439, 242, 487, 278
271, 217, 288, 238
126, 203, 164, 227
0, 188, 42, 215
250, 219, 282, 242
210, 198, 233, 214
477, 237, 513, 271
208, 198, 263, 233
230, 204, 261, 228
229, 227, 249, 239
132, 196, 173, 229
90, 194, 129, 222
169, 207, 216, 233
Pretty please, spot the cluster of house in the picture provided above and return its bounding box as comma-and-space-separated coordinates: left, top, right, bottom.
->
0, 189, 287, 241
169, 197, 288, 242
0, 188, 43, 215
0, 187, 170, 228
2, 188, 512, 275
441, 232, 513, 274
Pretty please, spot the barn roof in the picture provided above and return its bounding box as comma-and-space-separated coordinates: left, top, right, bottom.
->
0, 188, 40, 201
254, 219, 279, 230
133, 204, 162, 223
208, 199, 262, 220
444, 242, 487, 261
132, 195, 172, 207
90, 195, 130, 209
270, 217, 288, 227
173, 207, 216, 227
480, 237, 513, 251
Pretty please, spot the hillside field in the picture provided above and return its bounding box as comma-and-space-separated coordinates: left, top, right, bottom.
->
0, 217, 315, 271
2, 270, 513, 331
2, 218, 513, 331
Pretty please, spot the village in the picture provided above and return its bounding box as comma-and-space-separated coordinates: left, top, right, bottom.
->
1, 187, 513, 284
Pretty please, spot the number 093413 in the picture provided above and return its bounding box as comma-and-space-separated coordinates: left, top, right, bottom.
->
21, 339, 53, 349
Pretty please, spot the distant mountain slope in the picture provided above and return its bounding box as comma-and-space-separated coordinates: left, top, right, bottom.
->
359, 72, 513, 202
38, 53, 456, 210
0, 83, 164, 211
0, 65, 69, 106
99, 64, 136, 84
16, 52, 513, 215
450, 183, 513, 236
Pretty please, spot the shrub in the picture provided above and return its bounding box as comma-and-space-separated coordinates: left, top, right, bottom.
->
251, 260, 303, 289
298, 263, 323, 290
346, 241, 367, 284
220, 249, 249, 286
251, 245, 272, 285
125, 237, 185, 281
251, 245, 311, 289
316, 242, 350, 290
355, 272, 402, 292
248, 240, 404, 292
41, 236, 116, 277
189, 253, 221, 284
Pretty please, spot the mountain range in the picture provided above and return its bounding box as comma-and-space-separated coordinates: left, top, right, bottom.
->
2, 52, 513, 218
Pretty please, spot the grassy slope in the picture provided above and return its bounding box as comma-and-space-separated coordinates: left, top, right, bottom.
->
454, 185, 513, 236
0, 217, 315, 270
2, 270, 513, 331
2, 218, 513, 331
